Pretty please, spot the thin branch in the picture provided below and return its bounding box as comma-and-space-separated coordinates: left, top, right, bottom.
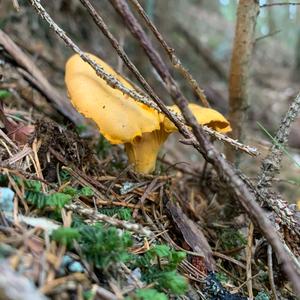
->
128, 0, 210, 107
260, 2, 300, 8
0, 30, 90, 130
11, 0, 20, 11
246, 222, 254, 299
255, 29, 281, 43
267, 245, 279, 300
257, 93, 300, 189
174, 24, 228, 81
256, 93, 300, 235
28, 0, 162, 114
66, 201, 154, 237
110, 0, 258, 156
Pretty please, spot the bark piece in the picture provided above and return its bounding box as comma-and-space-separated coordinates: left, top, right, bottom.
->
166, 201, 215, 272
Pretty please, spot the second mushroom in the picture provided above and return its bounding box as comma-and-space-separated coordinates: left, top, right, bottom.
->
65, 53, 231, 174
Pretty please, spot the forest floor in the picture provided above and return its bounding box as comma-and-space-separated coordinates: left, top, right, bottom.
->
0, 2, 299, 300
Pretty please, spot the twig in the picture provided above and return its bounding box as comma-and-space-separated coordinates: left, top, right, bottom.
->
267, 245, 279, 300
257, 93, 300, 191
65, 200, 154, 237
28, 0, 300, 294
0, 145, 32, 165
0, 30, 90, 131
260, 2, 300, 8
255, 29, 281, 43
29, 0, 162, 113
79, 0, 256, 157
128, 0, 210, 107
79, 0, 163, 112
213, 251, 246, 270
11, 0, 20, 11
246, 222, 254, 299
257, 93, 300, 234
174, 24, 227, 82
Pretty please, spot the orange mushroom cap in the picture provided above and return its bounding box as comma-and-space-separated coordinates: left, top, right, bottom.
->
65, 53, 161, 144
164, 103, 232, 134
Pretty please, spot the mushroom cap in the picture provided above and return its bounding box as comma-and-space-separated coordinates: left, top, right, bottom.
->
65, 53, 161, 144
163, 104, 231, 133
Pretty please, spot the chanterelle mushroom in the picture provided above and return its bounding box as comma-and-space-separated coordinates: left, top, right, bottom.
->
65, 53, 231, 174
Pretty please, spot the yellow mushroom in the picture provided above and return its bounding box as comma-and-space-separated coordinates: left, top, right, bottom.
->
65, 53, 231, 174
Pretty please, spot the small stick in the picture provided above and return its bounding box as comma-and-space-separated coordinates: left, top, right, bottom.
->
267, 245, 279, 300
128, 0, 210, 108
0, 30, 88, 130
28, 0, 161, 113
260, 2, 300, 8
257, 93, 300, 235
11, 0, 20, 11
66, 201, 154, 237
246, 222, 254, 299
78, 0, 258, 156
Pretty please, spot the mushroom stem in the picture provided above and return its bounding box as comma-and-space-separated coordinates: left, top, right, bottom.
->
124, 128, 168, 174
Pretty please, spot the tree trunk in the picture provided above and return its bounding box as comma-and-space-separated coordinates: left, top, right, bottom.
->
225, 0, 259, 164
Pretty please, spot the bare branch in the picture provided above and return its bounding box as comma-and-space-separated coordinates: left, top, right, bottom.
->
256, 93, 300, 235
174, 24, 227, 81
66, 201, 154, 237
0, 30, 90, 130
128, 0, 210, 107
260, 2, 300, 8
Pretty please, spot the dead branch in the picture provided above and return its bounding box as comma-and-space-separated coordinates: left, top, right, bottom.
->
267, 245, 279, 300
225, 0, 259, 163
260, 2, 300, 8
246, 222, 254, 299
257, 93, 300, 192
256, 93, 300, 235
110, 0, 258, 156
79, 0, 257, 157
128, 0, 210, 107
174, 24, 227, 81
0, 30, 90, 131
66, 201, 154, 237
